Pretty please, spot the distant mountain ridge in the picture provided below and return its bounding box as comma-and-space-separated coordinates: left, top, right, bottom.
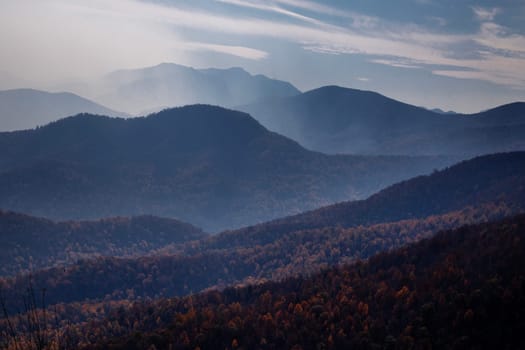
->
0, 88, 126, 131
87, 63, 301, 114
0, 105, 454, 231
430, 107, 457, 115
240, 85, 525, 156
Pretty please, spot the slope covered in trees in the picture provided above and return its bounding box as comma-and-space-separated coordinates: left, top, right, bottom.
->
1, 153, 523, 309
0, 105, 453, 231
0, 211, 206, 277
94, 214, 525, 350
209, 152, 525, 249
4, 214, 524, 349
240, 85, 525, 155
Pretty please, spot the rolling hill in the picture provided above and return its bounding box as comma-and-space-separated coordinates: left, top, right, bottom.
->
0, 88, 125, 131
0, 210, 206, 277
240, 86, 525, 156
208, 151, 525, 248
87, 214, 525, 350
0, 105, 453, 232
3, 213, 524, 349
1, 152, 522, 309
87, 63, 301, 114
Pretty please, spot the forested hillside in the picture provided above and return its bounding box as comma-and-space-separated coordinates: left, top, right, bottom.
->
4, 214, 524, 349
1, 152, 523, 311
0, 211, 206, 277
210, 152, 525, 248
92, 214, 525, 350
0, 105, 453, 231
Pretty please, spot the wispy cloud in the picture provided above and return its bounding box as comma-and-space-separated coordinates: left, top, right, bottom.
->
476, 22, 525, 54
426, 16, 447, 27
432, 68, 519, 87
76, 1, 525, 87
183, 42, 268, 60
371, 58, 422, 69
472, 7, 500, 21
0, 0, 271, 85
216, 0, 322, 25
302, 46, 342, 55
158, 1, 525, 88
1, 0, 525, 90
271, 0, 345, 16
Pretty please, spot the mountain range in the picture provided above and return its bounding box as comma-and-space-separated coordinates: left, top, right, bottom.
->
240, 85, 525, 156
0, 88, 125, 131
2, 62, 525, 350
0, 64, 301, 131
3, 68, 524, 160
0, 105, 453, 232
79, 63, 301, 115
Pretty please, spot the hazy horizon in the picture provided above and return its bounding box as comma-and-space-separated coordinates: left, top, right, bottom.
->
1, 0, 525, 113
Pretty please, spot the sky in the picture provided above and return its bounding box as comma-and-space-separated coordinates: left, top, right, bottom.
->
1, 0, 525, 112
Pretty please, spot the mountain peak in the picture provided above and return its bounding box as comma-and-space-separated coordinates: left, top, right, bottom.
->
302, 85, 403, 104
145, 104, 267, 137
240, 85, 525, 156
99, 63, 300, 114
431, 107, 457, 115
36, 104, 267, 146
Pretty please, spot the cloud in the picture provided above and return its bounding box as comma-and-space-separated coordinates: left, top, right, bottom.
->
476, 22, 525, 54
0, 0, 272, 86
216, 0, 322, 25
371, 58, 422, 69
271, 0, 345, 16
1, 0, 524, 90
426, 16, 447, 27
0, 0, 185, 85
356, 77, 369, 82
183, 42, 268, 60
302, 44, 358, 55
472, 7, 500, 22
432, 68, 521, 87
